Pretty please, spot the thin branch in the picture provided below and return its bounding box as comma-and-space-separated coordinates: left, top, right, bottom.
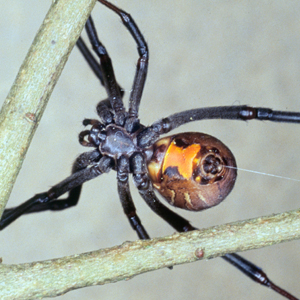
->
0, 209, 299, 299
0, 0, 97, 217
1, 1, 299, 300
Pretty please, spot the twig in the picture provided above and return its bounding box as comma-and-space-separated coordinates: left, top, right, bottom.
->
0, 0, 97, 217
0, 208, 299, 299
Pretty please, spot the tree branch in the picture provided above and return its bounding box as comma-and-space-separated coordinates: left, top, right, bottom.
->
0, 209, 299, 299
1, 1, 299, 299
0, 0, 97, 217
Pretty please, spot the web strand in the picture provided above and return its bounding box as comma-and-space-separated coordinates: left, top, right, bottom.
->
226, 166, 300, 182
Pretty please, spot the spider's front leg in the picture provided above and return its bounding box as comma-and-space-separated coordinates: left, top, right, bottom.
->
76, 34, 124, 126
0, 151, 112, 230
97, 0, 149, 133
84, 16, 125, 126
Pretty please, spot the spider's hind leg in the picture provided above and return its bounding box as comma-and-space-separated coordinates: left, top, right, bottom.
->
117, 155, 150, 240
131, 153, 195, 233
131, 152, 299, 299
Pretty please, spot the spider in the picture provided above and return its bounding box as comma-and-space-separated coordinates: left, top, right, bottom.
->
1, 1, 300, 299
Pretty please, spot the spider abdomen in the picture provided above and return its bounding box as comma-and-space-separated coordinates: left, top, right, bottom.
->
147, 132, 237, 211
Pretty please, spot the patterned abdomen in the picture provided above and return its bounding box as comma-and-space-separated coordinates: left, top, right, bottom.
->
147, 132, 237, 211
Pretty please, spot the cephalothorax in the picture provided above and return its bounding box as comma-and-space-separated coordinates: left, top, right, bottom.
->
1, 1, 299, 299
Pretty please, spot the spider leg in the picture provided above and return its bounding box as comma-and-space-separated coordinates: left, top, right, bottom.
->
117, 155, 150, 239
0, 152, 112, 230
76, 36, 104, 86
119, 155, 174, 270
96, 99, 114, 125
77, 29, 126, 126
138, 105, 300, 147
163, 105, 300, 130
223, 254, 299, 300
79, 119, 106, 147
76, 35, 124, 98
131, 152, 298, 300
99, 0, 148, 133
85, 16, 125, 126
131, 153, 194, 232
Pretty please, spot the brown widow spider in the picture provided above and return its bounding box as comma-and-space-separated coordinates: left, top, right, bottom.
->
1, 0, 300, 299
